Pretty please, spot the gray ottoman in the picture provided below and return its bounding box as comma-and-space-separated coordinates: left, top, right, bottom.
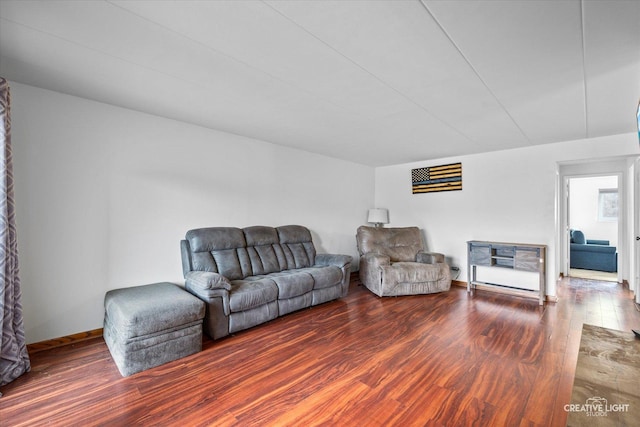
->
103, 282, 205, 377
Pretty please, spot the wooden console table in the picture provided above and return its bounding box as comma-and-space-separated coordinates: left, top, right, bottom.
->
467, 240, 546, 305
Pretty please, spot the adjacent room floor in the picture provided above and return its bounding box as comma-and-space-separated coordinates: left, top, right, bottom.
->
569, 268, 618, 282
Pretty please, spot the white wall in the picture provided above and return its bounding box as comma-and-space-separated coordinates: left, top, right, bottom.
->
569, 176, 618, 246
10, 79, 640, 343
10, 82, 374, 344
375, 134, 639, 298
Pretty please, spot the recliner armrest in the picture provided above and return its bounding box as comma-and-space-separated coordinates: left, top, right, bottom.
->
361, 252, 391, 268
185, 271, 232, 291
315, 253, 353, 268
416, 251, 445, 264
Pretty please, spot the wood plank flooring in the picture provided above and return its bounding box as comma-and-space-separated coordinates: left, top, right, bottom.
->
1, 276, 639, 426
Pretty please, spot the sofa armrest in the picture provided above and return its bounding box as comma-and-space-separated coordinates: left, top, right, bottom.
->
185, 280, 231, 318
586, 239, 610, 246
315, 253, 353, 268
416, 251, 445, 264
185, 271, 232, 291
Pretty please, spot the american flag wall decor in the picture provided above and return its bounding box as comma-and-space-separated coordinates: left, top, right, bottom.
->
411, 162, 462, 194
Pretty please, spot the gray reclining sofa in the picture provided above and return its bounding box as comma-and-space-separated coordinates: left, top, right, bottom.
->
181, 225, 352, 340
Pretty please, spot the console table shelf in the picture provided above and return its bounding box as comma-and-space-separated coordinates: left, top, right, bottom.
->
467, 240, 546, 305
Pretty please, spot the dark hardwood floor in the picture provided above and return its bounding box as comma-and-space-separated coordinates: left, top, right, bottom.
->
1, 275, 639, 426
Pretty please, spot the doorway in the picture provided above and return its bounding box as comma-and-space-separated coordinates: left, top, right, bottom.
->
558, 156, 639, 302
568, 175, 620, 282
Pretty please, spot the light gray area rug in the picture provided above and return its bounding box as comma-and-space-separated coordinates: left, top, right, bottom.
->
567, 324, 640, 426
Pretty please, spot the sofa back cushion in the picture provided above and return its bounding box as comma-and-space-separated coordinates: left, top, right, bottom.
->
277, 225, 316, 269
356, 226, 424, 262
184, 225, 316, 279
186, 227, 250, 280
571, 230, 586, 244
243, 226, 284, 275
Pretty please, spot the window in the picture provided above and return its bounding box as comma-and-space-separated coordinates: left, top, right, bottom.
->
598, 188, 618, 222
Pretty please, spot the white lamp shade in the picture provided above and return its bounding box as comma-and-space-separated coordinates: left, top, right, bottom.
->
367, 208, 389, 224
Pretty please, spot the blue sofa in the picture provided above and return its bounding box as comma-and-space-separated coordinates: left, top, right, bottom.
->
570, 230, 617, 272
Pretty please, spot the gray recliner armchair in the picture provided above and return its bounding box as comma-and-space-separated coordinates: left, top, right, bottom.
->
356, 226, 451, 297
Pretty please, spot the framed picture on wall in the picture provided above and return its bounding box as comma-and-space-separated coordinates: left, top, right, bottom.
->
597, 188, 618, 222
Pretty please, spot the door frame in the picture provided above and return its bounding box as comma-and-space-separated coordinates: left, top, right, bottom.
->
563, 173, 622, 282
557, 157, 638, 290
634, 158, 640, 303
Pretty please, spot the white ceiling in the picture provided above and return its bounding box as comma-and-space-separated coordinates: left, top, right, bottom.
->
1, 0, 638, 167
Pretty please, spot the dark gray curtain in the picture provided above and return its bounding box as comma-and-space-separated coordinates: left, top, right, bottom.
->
0, 77, 30, 395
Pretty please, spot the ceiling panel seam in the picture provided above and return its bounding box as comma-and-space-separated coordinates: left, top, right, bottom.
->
0, 15, 214, 95
0, 14, 330, 156
419, 0, 531, 145
579, 0, 589, 139
263, 0, 473, 144
103, 0, 353, 113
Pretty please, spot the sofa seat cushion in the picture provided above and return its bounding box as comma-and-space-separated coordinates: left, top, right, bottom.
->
299, 266, 343, 290
229, 278, 278, 313
263, 270, 314, 299
383, 262, 448, 285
